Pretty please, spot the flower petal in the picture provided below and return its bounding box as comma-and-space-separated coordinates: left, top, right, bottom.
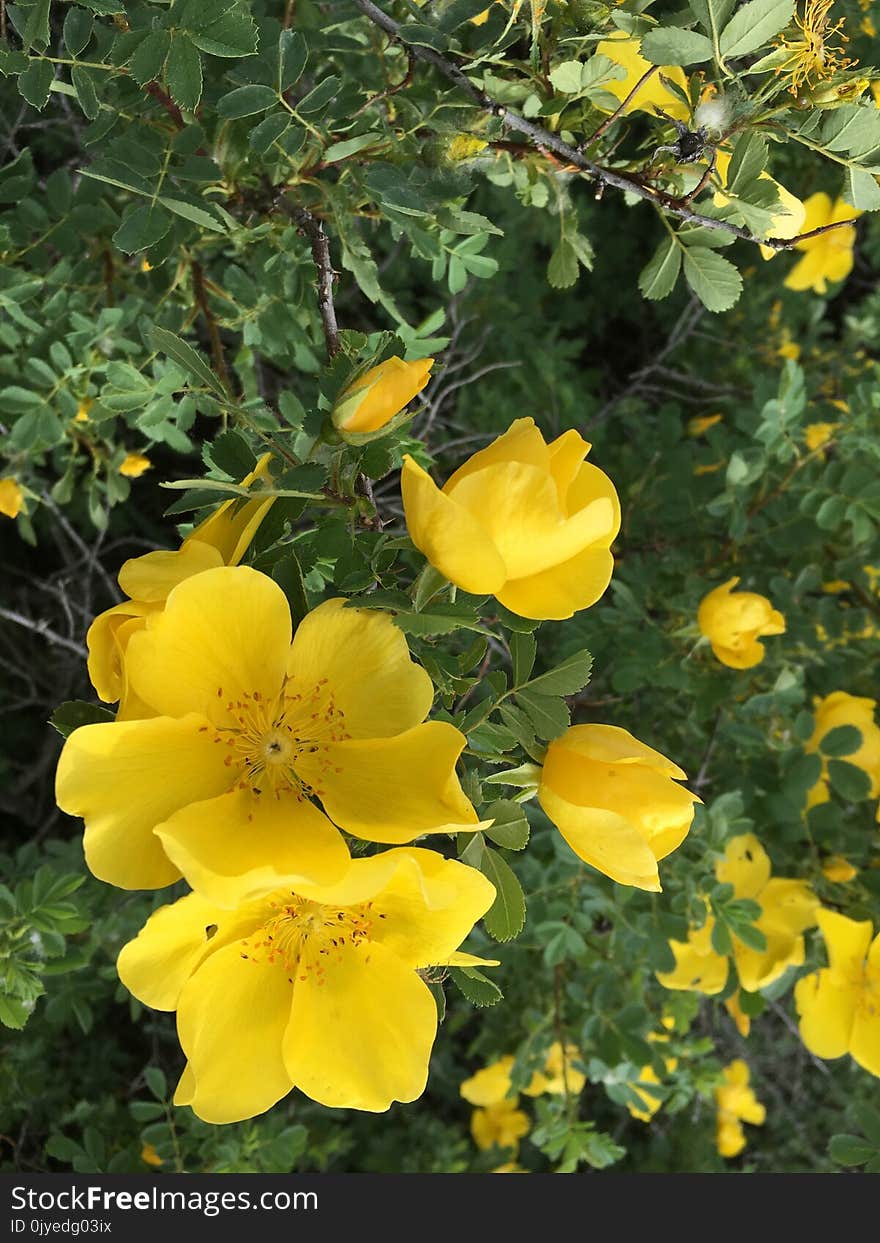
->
548, 429, 590, 506
460, 1057, 515, 1106
548, 724, 688, 779
495, 547, 615, 621
401, 456, 507, 594
287, 598, 434, 739
156, 789, 351, 906
657, 922, 729, 994
176, 943, 294, 1124
715, 833, 772, 900
283, 940, 436, 1111
302, 723, 480, 843
117, 541, 223, 603
55, 715, 232, 889
443, 417, 549, 491
117, 891, 263, 1010
126, 566, 291, 725
86, 600, 154, 704
733, 923, 804, 992
817, 908, 873, 975
186, 452, 276, 566
538, 786, 661, 891
794, 968, 857, 1060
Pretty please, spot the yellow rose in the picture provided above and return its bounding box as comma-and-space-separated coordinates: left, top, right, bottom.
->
119, 452, 152, 478
331, 356, 433, 435
0, 477, 24, 520
537, 724, 699, 892
471, 1099, 530, 1152
805, 691, 880, 809
697, 577, 786, 669
712, 150, 806, 260
804, 421, 838, 451
715, 1061, 765, 1158
402, 417, 620, 620
784, 193, 860, 295
821, 855, 858, 883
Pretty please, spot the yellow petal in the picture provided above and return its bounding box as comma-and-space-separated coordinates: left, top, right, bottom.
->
657, 921, 729, 994
547, 429, 591, 505
460, 1057, 515, 1106
443, 417, 549, 491
333, 357, 433, 433
301, 723, 480, 843
818, 908, 874, 975
283, 940, 436, 1111
156, 789, 351, 906
401, 455, 508, 594
549, 723, 688, 779
495, 546, 615, 621
537, 787, 661, 891
709, 640, 767, 669
176, 944, 294, 1124
784, 247, 831, 294
471, 1099, 530, 1150
715, 833, 772, 900
287, 598, 434, 739
117, 541, 224, 602
717, 1117, 746, 1157
117, 891, 263, 1010
186, 452, 276, 565
594, 34, 689, 121
86, 600, 154, 703
794, 968, 857, 1060
126, 566, 291, 726
55, 715, 231, 889
444, 950, 501, 968
759, 878, 819, 936
733, 922, 804, 992
797, 192, 833, 237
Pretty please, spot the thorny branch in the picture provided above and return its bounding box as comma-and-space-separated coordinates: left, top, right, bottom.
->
352, 0, 856, 253
191, 259, 233, 396
279, 203, 340, 359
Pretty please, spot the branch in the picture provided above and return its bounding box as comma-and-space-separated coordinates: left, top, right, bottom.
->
351, 0, 857, 252
0, 607, 87, 658
191, 259, 233, 395
585, 65, 659, 146
281, 203, 340, 358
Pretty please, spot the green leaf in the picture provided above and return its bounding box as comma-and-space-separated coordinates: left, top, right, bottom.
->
641, 28, 713, 66
278, 29, 308, 92
725, 132, 768, 196
719, 0, 794, 58
166, 35, 203, 111
682, 246, 743, 312
144, 1066, 167, 1101
209, 430, 256, 478
323, 133, 382, 163
249, 113, 290, 153
548, 238, 579, 289
113, 204, 171, 254
510, 631, 537, 686
50, 701, 116, 738
827, 759, 872, 801
128, 30, 171, 86
515, 688, 569, 740
819, 725, 862, 758
158, 197, 225, 232
521, 649, 592, 696
147, 326, 224, 395
272, 553, 310, 630
844, 168, 880, 212
19, 0, 51, 51
688, 0, 737, 33
829, 1134, 877, 1166
0, 995, 31, 1029
548, 60, 584, 94
17, 60, 54, 109
479, 846, 526, 942
189, 11, 259, 58
296, 76, 342, 115
71, 65, 100, 118
64, 7, 95, 57
639, 238, 681, 301
217, 84, 277, 118
449, 966, 503, 1006
483, 800, 531, 850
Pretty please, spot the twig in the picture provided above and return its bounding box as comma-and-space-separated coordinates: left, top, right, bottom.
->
0, 607, 88, 658
352, 49, 416, 119
144, 81, 184, 129
191, 259, 233, 395
280, 203, 340, 358
585, 66, 660, 147
351, 0, 858, 253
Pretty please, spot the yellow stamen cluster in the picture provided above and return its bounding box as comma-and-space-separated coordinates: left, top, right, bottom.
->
239, 895, 379, 984
776, 0, 854, 95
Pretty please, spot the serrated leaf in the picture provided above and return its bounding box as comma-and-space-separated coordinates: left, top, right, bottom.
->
158, 197, 225, 232
641, 27, 713, 65
719, 0, 794, 58
844, 168, 880, 212
209, 429, 256, 478
819, 725, 862, 758
166, 35, 203, 111
829, 1134, 876, 1166
725, 132, 768, 196
190, 11, 259, 58
217, 83, 277, 119
278, 29, 308, 92
128, 30, 171, 86
683, 246, 742, 312
515, 688, 569, 740
483, 800, 530, 850
50, 701, 116, 738
17, 60, 54, 109
249, 113, 290, 153
148, 326, 224, 395
521, 649, 592, 697
0, 995, 31, 1030
19, 0, 51, 51
639, 237, 681, 301
479, 846, 526, 942
510, 631, 537, 686
64, 7, 95, 57
449, 966, 503, 1006
113, 203, 172, 254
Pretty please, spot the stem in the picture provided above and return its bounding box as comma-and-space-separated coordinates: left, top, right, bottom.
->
278, 203, 340, 358
191, 259, 233, 396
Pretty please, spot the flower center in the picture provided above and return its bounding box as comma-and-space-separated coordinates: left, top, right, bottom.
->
239, 895, 377, 984
209, 676, 349, 798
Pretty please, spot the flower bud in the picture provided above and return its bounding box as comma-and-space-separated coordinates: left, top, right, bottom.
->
331, 356, 434, 435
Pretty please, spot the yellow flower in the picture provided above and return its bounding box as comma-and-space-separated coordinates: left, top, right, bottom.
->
822, 855, 858, 883
402, 418, 621, 620
777, 333, 801, 360
712, 150, 806, 258
460, 1056, 517, 1106
86, 454, 277, 716
118, 848, 496, 1121
140, 258, 153, 273
331, 357, 434, 435
822, 580, 851, 593
140, 1142, 163, 1167
688, 414, 723, 437
863, 16, 877, 36
447, 134, 489, 161
715, 1060, 765, 1157
795, 909, 880, 1077
784, 193, 860, 294
697, 577, 786, 669
523, 1041, 586, 1096
725, 990, 752, 1037
537, 724, 699, 892
805, 691, 880, 809
56, 568, 481, 894
594, 33, 690, 121
0, 477, 24, 520
628, 1044, 678, 1122
471, 1099, 530, 1152
804, 421, 838, 451
75, 399, 92, 423
776, 0, 854, 94
659, 834, 818, 993
119, 453, 153, 479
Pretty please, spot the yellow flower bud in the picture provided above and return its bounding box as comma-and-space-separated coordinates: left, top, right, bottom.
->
0, 477, 24, 520
331, 356, 434, 435
821, 855, 858, 883
537, 724, 699, 891
688, 414, 723, 437
804, 421, 838, 451
807, 77, 869, 107
119, 452, 153, 479
697, 577, 786, 669
402, 417, 620, 620
75, 399, 92, 423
